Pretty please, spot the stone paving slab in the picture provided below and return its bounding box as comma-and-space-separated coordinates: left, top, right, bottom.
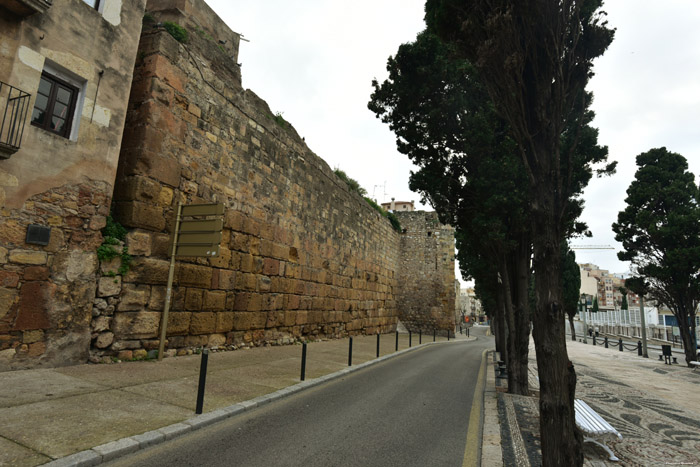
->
0, 332, 474, 466
492, 338, 700, 466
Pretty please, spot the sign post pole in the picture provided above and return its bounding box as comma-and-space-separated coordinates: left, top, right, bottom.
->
158, 202, 182, 361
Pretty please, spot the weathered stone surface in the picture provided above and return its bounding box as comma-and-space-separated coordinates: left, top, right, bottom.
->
92, 316, 112, 332
0, 271, 19, 287
54, 251, 98, 282
184, 288, 203, 311
208, 333, 226, 347
124, 257, 170, 285
117, 284, 151, 311
98, 276, 122, 298
23, 266, 50, 281
113, 312, 161, 339
23, 329, 44, 344
94, 331, 114, 348
166, 312, 191, 335
116, 201, 166, 231
178, 263, 212, 288
13, 282, 54, 331
202, 290, 226, 311
8, 250, 47, 265
0, 246, 7, 263
190, 312, 216, 334
126, 231, 152, 256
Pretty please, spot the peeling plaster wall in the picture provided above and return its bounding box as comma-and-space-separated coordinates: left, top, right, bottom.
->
0, 0, 147, 370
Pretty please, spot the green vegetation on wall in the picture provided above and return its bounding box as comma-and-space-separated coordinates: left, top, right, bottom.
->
333, 168, 402, 232
163, 21, 188, 43
97, 215, 131, 276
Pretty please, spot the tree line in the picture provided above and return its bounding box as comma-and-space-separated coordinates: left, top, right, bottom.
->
368, 1, 699, 465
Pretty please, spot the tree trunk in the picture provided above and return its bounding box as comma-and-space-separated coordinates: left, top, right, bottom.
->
505, 243, 531, 395
495, 283, 508, 364
531, 205, 582, 466
568, 315, 576, 341
676, 304, 698, 366
501, 256, 520, 395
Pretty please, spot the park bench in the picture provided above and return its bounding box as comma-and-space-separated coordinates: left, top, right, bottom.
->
574, 399, 622, 462
691, 361, 700, 371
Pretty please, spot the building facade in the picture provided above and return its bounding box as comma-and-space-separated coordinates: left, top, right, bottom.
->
0, 0, 146, 369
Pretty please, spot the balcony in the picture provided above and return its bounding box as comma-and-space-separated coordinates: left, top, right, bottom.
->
0, 81, 31, 158
0, 0, 52, 17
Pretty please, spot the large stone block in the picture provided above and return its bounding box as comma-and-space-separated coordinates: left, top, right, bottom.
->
118, 175, 161, 202
190, 312, 216, 334
215, 312, 234, 332
166, 312, 191, 335
9, 250, 47, 265
184, 288, 203, 311
124, 257, 170, 285
113, 312, 161, 339
115, 201, 166, 232
117, 284, 151, 311
98, 276, 122, 297
202, 290, 226, 311
178, 263, 212, 288
126, 231, 153, 256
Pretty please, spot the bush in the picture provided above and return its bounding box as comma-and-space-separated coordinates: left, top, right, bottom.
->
163, 21, 188, 43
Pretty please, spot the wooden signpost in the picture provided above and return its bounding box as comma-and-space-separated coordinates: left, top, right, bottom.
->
158, 202, 224, 361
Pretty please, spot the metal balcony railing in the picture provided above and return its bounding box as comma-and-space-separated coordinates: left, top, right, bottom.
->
0, 81, 31, 158
0, 0, 52, 17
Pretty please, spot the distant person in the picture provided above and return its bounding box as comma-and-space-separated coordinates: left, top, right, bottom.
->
588, 327, 593, 337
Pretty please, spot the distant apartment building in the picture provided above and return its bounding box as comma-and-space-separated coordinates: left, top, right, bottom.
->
381, 198, 414, 212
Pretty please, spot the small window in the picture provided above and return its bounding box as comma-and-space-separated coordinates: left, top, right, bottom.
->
31, 73, 78, 139
82, 0, 100, 8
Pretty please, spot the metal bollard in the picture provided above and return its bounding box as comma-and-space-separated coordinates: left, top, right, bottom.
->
419, 330, 422, 344
604, 336, 608, 348
460, 325, 463, 334
448, 330, 450, 341
348, 337, 353, 366
395, 331, 399, 352
433, 329, 436, 342
467, 327, 469, 337
300, 343, 307, 381
376, 333, 380, 358
195, 349, 209, 415
637, 340, 642, 356
618, 338, 623, 352
409, 331, 412, 347
593, 335, 596, 346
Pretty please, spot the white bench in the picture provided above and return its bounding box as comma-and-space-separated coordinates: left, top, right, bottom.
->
574, 399, 622, 462
691, 361, 700, 371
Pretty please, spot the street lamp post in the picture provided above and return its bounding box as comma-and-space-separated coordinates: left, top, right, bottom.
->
580, 294, 588, 344
639, 295, 648, 358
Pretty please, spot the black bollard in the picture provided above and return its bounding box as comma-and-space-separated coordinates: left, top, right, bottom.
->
618, 338, 623, 352
195, 349, 209, 415
448, 330, 450, 341
300, 343, 307, 381
395, 331, 399, 352
637, 340, 642, 356
433, 329, 436, 342
604, 336, 608, 348
467, 327, 469, 337
593, 335, 596, 346
376, 333, 380, 358
409, 331, 412, 347
348, 337, 353, 366
460, 325, 463, 334
419, 330, 422, 344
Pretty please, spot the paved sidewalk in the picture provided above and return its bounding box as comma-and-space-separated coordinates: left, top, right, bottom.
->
0, 331, 473, 466
490, 337, 700, 466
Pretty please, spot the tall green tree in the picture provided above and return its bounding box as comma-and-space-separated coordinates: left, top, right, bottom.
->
369, 30, 533, 395
613, 147, 700, 366
424, 2, 614, 464
562, 244, 581, 341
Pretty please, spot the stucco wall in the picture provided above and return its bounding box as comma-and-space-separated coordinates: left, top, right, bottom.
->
0, 0, 146, 370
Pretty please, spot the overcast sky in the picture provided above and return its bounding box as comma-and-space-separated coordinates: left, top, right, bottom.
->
206, 0, 700, 285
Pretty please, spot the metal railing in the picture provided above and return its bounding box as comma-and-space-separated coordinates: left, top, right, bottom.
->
0, 81, 31, 158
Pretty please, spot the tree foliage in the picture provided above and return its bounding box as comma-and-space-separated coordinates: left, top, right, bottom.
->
613, 147, 700, 365
562, 243, 581, 340
423, 2, 615, 464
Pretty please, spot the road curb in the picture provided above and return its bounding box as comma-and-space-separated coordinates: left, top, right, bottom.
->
42, 337, 476, 466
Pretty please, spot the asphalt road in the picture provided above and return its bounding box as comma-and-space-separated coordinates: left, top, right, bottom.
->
107, 328, 492, 467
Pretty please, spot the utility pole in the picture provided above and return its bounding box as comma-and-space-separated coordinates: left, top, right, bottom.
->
639, 295, 648, 358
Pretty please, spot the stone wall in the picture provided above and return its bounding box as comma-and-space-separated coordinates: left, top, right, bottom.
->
396, 211, 456, 333
90, 0, 401, 360
0, 0, 147, 370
